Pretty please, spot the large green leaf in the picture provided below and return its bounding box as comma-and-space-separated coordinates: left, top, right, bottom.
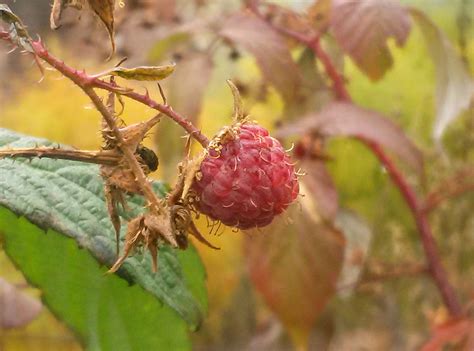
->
0, 128, 207, 348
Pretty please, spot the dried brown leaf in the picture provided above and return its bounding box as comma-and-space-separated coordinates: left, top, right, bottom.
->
0, 278, 42, 329
87, 0, 116, 58
331, 0, 411, 81
50, 0, 85, 29
219, 12, 302, 102
276, 102, 424, 175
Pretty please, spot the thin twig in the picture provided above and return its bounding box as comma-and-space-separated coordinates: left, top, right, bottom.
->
424, 167, 474, 213
18, 39, 164, 214
0, 35, 209, 148
0, 147, 121, 165
338, 261, 428, 292
248, 3, 463, 317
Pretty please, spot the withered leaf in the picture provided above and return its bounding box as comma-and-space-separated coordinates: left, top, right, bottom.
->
0, 4, 33, 52
50, 0, 85, 29
0, 278, 42, 329
331, 0, 411, 81
87, 0, 116, 58
98, 64, 176, 81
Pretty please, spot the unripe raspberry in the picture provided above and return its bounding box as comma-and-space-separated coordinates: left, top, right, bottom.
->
192, 122, 299, 229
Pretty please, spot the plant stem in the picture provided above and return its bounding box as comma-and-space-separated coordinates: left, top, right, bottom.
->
249, 5, 463, 317
26, 40, 164, 214
14, 37, 209, 148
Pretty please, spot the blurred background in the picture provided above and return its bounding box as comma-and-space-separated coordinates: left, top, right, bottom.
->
0, 0, 473, 350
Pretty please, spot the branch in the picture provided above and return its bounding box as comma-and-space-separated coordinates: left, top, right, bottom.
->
248, 3, 463, 317
0, 35, 168, 214
2, 36, 209, 148
0, 147, 121, 166
338, 261, 428, 292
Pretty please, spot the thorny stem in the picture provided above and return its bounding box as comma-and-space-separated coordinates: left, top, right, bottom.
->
0, 32, 209, 148
248, 3, 463, 317
19, 38, 165, 214
82, 86, 164, 214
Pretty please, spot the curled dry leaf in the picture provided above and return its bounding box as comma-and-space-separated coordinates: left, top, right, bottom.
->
276, 102, 424, 175
0, 4, 34, 52
0, 278, 42, 329
50, 0, 116, 58
87, 0, 116, 58
331, 0, 411, 81
219, 12, 302, 103
50, 0, 85, 29
410, 8, 474, 143
245, 185, 345, 345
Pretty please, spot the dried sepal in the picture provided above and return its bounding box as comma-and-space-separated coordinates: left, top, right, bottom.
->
108, 210, 178, 273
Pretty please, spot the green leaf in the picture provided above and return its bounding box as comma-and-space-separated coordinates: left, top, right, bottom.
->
0, 129, 207, 332
0, 208, 191, 350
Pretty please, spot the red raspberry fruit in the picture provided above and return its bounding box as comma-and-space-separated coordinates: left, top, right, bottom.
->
192, 123, 299, 229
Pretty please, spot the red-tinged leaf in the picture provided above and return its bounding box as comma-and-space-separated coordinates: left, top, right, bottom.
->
0, 278, 42, 329
420, 318, 474, 351
219, 12, 302, 103
244, 190, 345, 346
276, 102, 424, 175
284, 48, 333, 120
410, 8, 474, 143
300, 160, 339, 220
156, 53, 213, 179
164, 53, 213, 123
334, 209, 372, 297
331, 0, 411, 81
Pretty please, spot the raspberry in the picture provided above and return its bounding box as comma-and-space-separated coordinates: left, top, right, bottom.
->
192, 122, 299, 229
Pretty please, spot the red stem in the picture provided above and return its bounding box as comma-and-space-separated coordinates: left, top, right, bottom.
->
26, 38, 209, 148
248, 6, 463, 316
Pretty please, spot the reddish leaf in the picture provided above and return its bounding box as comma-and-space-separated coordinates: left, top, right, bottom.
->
421, 318, 474, 351
0, 278, 42, 329
300, 159, 339, 220
410, 8, 474, 143
157, 52, 213, 179
331, 0, 411, 81
219, 12, 302, 102
164, 52, 213, 123
276, 102, 424, 174
245, 191, 345, 345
